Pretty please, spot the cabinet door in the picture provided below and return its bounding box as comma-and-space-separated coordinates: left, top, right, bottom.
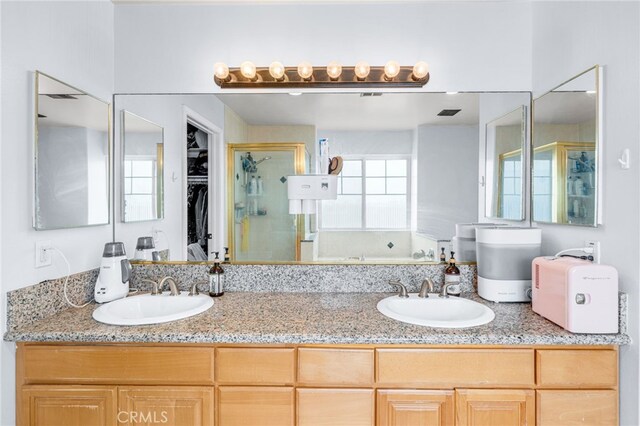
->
218, 386, 294, 426
456, 389, 535, 426
297, 388, 374, 426
537, 390, 617, 426
117, 387, 213, 426
21, 385, 116, 426
377, 389, 454, 426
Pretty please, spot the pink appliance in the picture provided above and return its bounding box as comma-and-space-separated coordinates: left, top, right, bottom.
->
532, 257, 618, 334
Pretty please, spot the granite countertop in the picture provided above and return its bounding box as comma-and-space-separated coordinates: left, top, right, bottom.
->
4, 292, 630, 346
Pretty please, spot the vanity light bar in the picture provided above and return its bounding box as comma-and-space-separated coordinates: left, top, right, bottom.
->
213, 61, 430, 88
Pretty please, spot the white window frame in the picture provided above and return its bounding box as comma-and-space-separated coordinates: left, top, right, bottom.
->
319, 154, 412, 231
123, 155, 158, 219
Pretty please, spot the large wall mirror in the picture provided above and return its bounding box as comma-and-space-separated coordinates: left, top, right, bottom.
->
121, 110, 164, 222
485, 106, 527, 221
113, 91, 530, 264
34, 72, 110, 230
532, 66, 601, 226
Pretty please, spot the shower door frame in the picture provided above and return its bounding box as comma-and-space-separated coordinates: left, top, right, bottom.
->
227, 143, 306, 262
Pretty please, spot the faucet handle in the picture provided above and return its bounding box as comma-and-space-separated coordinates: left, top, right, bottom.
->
389, 279, 409, 298
139, 279, 160, 295
188, 281, 208, 296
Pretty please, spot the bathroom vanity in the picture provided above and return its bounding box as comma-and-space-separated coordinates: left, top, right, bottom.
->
8, 289, 626, 426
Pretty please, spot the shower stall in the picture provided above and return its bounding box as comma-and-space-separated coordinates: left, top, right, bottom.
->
227, 143, 307, 262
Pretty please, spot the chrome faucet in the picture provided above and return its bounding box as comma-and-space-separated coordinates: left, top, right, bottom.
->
389, 279, 409, 298
418, 278, 435, 298
152, 276, 180, 296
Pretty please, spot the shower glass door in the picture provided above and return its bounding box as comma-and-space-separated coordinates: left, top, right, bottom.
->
228, 143, 306, 262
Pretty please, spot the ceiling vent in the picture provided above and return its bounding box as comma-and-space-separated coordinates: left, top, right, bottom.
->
437, 109, 461, 117
46, 94, 77, 100
360, 93, 383, 97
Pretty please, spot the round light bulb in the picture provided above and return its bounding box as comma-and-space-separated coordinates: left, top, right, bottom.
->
213, 62, 229, 80
297, 62, 313, 80
240, 61, 256, 79
384, 60, 401, 80
326, 61, 342, 79
412, 61, 429, 79
269, 61, 285, 80
354, 61, 370, 79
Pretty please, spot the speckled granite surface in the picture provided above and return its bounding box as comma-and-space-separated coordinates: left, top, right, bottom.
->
131, 263, 477, 293
4, 291, 629, 346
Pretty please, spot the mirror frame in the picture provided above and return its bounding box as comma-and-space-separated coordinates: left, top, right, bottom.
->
33, 71, 112, 230
531, 65, 602, 227
120, 109, 165, 223
484, 105, 528, 222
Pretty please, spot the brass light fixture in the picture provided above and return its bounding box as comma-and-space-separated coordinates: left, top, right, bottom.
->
213, 61, 430, 88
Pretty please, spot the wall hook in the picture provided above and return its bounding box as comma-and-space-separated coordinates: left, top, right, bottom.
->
618, 149, 630, 170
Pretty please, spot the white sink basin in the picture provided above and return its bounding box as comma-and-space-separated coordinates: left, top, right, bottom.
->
377, 293, 495, 328
92, 292, 214, 326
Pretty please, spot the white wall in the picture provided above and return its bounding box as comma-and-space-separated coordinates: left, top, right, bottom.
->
531, 2, 640, 424
114, 2, 532, 93
317, 130, 414, 157
417, 125, 479, 240
114, 95, 225, 260
0, 2, 114, 424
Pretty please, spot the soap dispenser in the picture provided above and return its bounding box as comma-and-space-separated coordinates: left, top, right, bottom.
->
444, 251, 461, 296
208, 252, 225, 297
223, 247, 231, 264
439, 247, 447, 264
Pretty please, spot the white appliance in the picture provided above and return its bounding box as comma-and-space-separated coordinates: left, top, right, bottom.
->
287, 174, 338, 214
134, 236, 159, 261
452, 223, 510, 262
94, 242, 132, 303
476, 227, 542, 302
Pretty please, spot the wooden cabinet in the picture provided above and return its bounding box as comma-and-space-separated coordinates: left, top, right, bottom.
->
21, 385, 116, 426
536, 390, 617, 426
117, 387, 213, 426
377, 389, 454, 426
456, 389, 535, 426
16, 344, 619, 426
218, 386, 295, 426
297, 388, 374, 426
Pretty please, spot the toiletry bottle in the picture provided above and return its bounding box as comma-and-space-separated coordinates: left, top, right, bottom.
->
257, 176, 263, 195
444, 252, 461, 296
208, 252, 225, 297
574, 176, 584, 197
249, 175, 257, 195
223, 247, 231, 264
439, 247, 447, 264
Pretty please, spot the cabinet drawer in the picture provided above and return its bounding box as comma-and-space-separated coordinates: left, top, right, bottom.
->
297, 388, 374, 426
215, 347, 295, 384
376, 349, 534, 387
118, 387, 214, 426
298, 348, 374, 386
20, 345, 214, 385
537, 390, 617, 425
536, 349, 617, 388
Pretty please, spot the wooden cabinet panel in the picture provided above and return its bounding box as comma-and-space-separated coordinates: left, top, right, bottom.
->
377, 349, 535, 387
536, 390, 617, 426
218, 386, 294, 426
536, 350, 617, 388
21, 385, 116, 426
117, 387, 213, 426
21, 345, 214, 385
216, 347, 295, 385
298, 348, 374, 386
377, 389, 454, 426
456, 389, 534, 426
297, 388, 374, 426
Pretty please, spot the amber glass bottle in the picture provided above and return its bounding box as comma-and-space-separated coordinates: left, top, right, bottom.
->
439, 247, 447, 264
209, 252, 225, 297
444, 251, 461, 296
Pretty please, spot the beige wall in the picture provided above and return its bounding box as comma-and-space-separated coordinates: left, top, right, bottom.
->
224, 106, 248, 143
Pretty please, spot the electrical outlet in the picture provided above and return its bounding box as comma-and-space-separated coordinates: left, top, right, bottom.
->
35, 240, 52, 268
585, 240, 601, 263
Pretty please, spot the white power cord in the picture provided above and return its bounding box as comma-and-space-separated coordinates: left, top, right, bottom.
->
554, 247, 595, 260
47, 247, 93, 308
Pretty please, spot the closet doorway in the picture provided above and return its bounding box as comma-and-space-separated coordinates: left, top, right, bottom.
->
182, 107, 224, 261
